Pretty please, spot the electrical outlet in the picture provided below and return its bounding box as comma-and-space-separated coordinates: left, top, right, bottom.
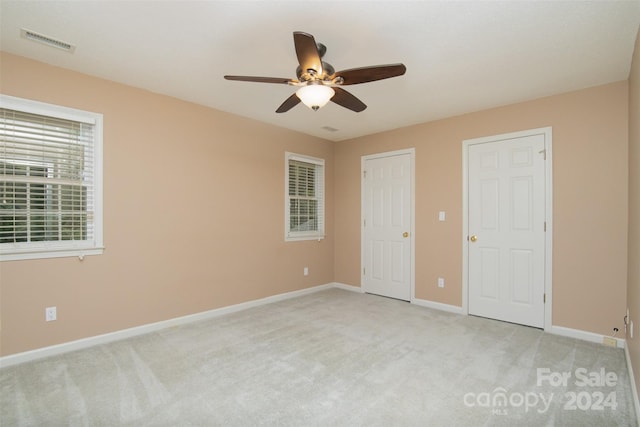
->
437, 277, 445, 288
303, 267, 309, 276
45, 306, 57, 322
626, 308, 630, 334
602, 336, 617, 347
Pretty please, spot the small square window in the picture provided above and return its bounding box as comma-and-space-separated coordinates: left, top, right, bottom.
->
285, 152, 324, 241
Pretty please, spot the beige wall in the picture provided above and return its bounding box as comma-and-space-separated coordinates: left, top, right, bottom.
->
0, 53, 335, 356
0, 50, 633, 360
335, 81, 629, 336
627, 27, 640, 401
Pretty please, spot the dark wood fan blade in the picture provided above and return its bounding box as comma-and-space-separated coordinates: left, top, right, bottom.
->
224, 75, 294, 84
331, 87, 366, 112
293, 32, 323, 76
276, 93, 301, 113
333, 64, 406, 85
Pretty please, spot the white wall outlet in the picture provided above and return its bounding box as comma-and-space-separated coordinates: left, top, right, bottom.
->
437, 277, 445, 288
626, 308, 630, 335
303, 267, 309, 276
45, 306, 57, 322
438, 211, 446, 221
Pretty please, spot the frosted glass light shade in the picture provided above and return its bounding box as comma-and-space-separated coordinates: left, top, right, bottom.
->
296, 85, 335, 111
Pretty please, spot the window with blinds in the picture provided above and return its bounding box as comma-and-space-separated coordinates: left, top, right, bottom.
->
0, 95, 103, 261
285, 152, 324, 241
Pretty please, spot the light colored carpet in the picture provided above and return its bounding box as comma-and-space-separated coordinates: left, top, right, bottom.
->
1, 288, 637, 426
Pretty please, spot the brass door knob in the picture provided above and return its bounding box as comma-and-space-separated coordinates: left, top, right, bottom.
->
403, 232, 409, 238
470, 235, 478, 242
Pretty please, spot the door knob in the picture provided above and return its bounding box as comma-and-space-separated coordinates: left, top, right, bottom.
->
470, 235, 478, 242
403, 232, 409, 238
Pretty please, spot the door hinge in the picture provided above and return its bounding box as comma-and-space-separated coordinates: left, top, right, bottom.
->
544, 221, 547, 232
544, 293, 546, 303
363, 170, 367, 179
363, 267, 366, 276
363, 218, 366, 227
539, 149, 546, 160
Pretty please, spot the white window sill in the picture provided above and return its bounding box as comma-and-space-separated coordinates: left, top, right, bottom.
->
285, 235, 325, 242
0, 246, 104, 262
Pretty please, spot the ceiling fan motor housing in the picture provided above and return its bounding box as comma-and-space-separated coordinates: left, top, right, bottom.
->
296, 61, 335, 82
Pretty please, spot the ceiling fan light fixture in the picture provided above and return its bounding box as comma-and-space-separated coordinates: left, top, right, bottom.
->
296, 84, 335, 111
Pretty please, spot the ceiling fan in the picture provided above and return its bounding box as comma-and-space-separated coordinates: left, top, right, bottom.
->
224, 31, 406, 113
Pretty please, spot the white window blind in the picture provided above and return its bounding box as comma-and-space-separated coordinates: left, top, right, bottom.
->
285, 152, 324, 241
0, 95, 103, 261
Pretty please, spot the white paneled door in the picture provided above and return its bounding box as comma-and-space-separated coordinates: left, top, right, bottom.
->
467, 133, 547, 328
362, 151, 413, 301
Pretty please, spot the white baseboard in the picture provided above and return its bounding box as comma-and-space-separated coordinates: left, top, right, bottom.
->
332, 282, 364, 293
549, 325, 625, 349
335, 285, 464, 315
0, 283, 334, 368
402, 302, 628, 353
411, 297, 464, 315
625, 344, 640, 425
406, 301, 628, 352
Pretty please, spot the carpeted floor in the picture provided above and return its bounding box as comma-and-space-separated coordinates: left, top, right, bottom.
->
1, 288, 637, 426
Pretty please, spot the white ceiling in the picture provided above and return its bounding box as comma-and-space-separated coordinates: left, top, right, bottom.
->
1, 1, 639, 142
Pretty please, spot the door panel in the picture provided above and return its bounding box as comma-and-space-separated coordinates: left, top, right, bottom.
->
468, 134, 546, 328
372, 240, 384, 279
511, 249, 533, 303
362, 153, 412, 301
480, 248, 500, 299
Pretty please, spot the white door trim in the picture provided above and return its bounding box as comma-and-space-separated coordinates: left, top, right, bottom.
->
361, 148, 416, 301
462, 127, 553, 331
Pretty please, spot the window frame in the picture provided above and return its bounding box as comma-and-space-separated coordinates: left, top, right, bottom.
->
285, 152, 325, 242
0, 94, 104, 261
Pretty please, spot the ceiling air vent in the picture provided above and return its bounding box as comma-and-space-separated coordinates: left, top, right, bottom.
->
321, 126, 339, 132
21, 28, 75, 52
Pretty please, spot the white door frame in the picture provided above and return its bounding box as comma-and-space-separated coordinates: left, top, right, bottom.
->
462, 127, 553, 331
361, 148, 416, 301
